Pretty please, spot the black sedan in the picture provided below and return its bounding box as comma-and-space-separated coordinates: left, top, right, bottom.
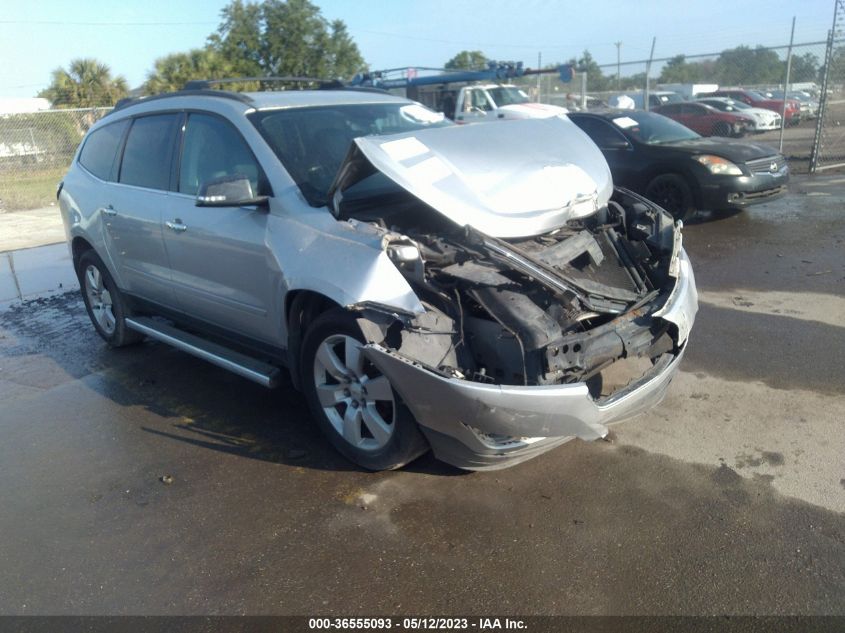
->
567, 110, 789, 220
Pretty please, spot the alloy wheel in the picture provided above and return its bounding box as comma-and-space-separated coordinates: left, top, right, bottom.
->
312, 334, 396, 451
83, 264, 116, 335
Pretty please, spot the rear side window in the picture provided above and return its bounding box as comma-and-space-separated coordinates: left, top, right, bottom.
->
78, 120, 129, 181
119, 114, 179, 190
178, 113, 266, 196
571, 117, 629, 149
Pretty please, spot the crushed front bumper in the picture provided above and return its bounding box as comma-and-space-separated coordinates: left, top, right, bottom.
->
364, 249, 699, 470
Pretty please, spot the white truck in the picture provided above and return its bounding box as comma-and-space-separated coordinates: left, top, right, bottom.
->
450, 83, 568, 122
403, 82, 568, 122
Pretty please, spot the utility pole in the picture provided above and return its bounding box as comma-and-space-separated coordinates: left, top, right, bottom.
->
644, 37, 656, 111
615, 41, 622, 90
537, 52, 542, 100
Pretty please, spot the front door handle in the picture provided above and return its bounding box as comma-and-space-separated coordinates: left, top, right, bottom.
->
166, 220, 187, 233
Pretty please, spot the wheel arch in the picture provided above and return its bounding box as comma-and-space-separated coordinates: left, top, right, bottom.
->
642, 166, 702, 209
285, 289, 343, 390
71, 235, 94, 272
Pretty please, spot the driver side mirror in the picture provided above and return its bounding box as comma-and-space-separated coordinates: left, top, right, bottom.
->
601, 138, 631, 150
196, 174, 269, 209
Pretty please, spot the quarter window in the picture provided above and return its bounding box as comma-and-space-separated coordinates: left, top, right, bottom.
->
571, 117, 629, 149
119, 114, 179, 190
78, 119, 129, 181
178, 113, 264, 196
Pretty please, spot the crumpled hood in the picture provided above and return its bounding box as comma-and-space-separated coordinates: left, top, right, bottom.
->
330, 117, 612, 238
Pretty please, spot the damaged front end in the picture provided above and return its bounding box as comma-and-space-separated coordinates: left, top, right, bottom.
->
332, 120, 698, 469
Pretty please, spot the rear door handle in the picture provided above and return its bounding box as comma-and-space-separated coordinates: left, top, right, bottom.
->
166, 220, 187, 233
100, 205, 117, 216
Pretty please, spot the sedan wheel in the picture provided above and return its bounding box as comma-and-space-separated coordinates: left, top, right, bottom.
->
644, 174, 695, 222
713, 121, 731, 137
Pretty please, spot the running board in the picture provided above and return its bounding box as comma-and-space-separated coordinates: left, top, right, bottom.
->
125, 317, 281, 388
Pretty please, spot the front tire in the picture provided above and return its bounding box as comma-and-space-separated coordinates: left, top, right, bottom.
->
301, 309, 429, 470
644, 174, 695, 221
77, 250, 143, 347
713, 121, 731, 137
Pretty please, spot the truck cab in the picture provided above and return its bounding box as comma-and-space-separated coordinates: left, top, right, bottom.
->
453, 84, 568, 123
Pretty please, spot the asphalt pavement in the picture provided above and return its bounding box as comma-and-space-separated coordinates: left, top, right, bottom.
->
0, 177, 843, 615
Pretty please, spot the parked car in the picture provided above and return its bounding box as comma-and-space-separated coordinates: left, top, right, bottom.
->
568, 110, 789, 220
696, 97, 782, 132
653, 101, 755, 137
765, 90, 819, 119
707, 88, 801, 125
609, 90, 683, 109
58, 85, 697, 471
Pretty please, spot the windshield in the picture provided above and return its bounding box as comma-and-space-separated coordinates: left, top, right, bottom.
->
610, 111, 700, 144
658, 92, 684, 104
728, 100, 751, 110
488, 86, 530, 106
249, 102, 451, 206
746, 90, 767, 100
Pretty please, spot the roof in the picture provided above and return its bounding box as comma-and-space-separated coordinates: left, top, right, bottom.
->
244, 89, 409, 110
568, 108, 651, 119
112, 87, 409, 116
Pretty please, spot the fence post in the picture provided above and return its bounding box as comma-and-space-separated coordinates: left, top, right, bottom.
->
779, 16, 795, 153
810, 26, 837, 172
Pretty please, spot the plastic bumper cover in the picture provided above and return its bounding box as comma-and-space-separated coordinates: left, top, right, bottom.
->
363, 249, 698, 470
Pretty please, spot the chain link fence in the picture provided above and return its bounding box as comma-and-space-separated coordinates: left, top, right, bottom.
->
3, 22, 845, 214
532, 39, 836, 174
0, 107, 111, 213
810, 0, 845, 171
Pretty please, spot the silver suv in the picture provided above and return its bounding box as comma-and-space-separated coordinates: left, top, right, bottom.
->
59, 84, 698, 471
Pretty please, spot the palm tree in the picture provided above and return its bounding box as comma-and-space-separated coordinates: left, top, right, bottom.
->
144, 48, 239, 94
39, 58, 128, 108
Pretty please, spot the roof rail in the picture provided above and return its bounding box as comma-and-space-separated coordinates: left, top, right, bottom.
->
183, 76, 342, 90
110, 89, 254, 115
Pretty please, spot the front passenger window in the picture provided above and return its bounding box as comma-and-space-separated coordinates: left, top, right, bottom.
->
179, 113, 266, 197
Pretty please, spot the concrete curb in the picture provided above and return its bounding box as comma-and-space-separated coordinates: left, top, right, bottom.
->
0, 242, 79, 311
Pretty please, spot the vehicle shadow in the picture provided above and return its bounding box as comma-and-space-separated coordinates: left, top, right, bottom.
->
0, 292, 465, 476
684, 207, 744, 225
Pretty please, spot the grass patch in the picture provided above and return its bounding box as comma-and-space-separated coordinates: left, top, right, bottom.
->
0, 165, 68, 212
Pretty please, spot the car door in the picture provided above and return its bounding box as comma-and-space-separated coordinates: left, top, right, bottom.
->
104, 113, 181, 307
163, 111, 278, 344
570, 116, 636, 188
685, 103, 713, 135
456, 88, 493, 123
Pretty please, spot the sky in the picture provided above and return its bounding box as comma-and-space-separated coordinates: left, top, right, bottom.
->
0, 0, 836, 99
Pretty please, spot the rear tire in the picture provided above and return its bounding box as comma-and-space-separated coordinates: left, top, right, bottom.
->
77, 250, 143, 347
644, 174, 695, 222
301, 309, 429, 471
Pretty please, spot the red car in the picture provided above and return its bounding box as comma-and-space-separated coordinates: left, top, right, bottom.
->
709, 89, 801, 124
653, 102, 754, 137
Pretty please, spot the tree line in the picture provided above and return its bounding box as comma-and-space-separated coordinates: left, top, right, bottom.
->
40, 0, 365, 107
442, 46, 824, 93
39, 11, 828, 109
